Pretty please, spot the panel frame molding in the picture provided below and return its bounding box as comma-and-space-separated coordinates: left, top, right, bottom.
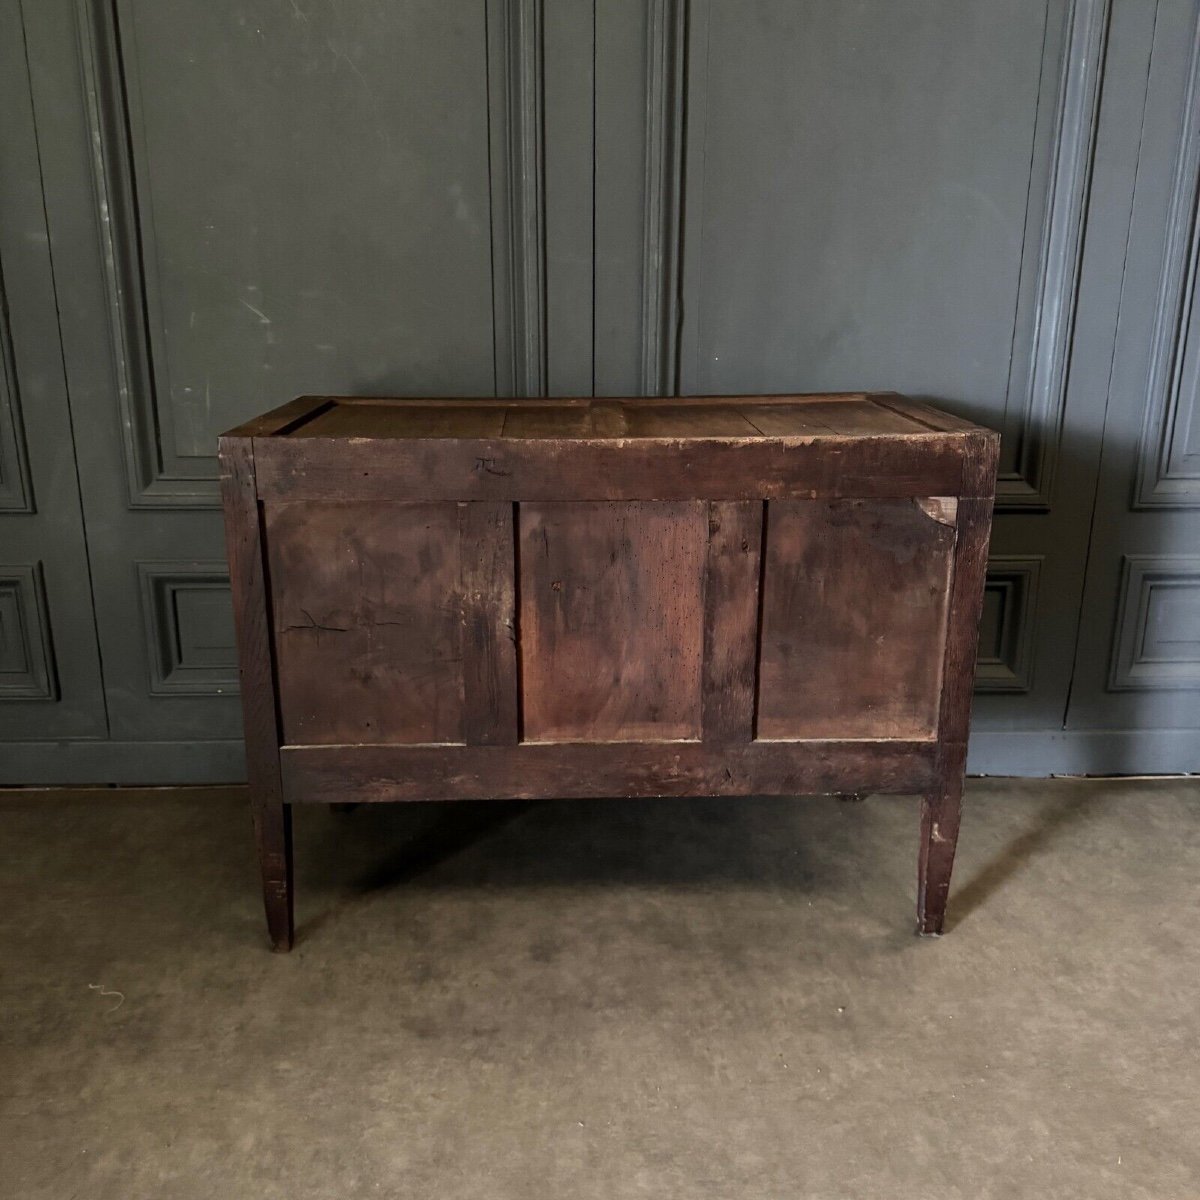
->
0, 260, 35, 513
659, 0, 1109, 504
77, 0, 552, 504
1108, 554, 1200, 691
974, 556, 1043, 694
74, 0, 220, 509
1133, 7, 1200, 510
996, 0, 1111, 512
640, 0, 687, 396
487, 0, 548, 398
136, 560, 239, 697
0, 563, 58, 701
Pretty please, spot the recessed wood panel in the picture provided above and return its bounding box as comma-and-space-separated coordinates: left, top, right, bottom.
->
266, 502, 465, 745
757, 499, 957, 740
518, 501, 706, 742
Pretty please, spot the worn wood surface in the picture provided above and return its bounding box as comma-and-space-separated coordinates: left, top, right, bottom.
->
254, 434, 974, 503
701, 501, 764, 742
919, 742, 967, 937
518, 501, 707, 742
222, 395, 334, 439
274, 393, 959, 439
217, 436, 293, 951
281, 740, 938, 804
266, 501, 465, 746
459, 502, 519, 746
221, 395, 1000, 947
757, 498, 957, 740
917, 434, 1001, 935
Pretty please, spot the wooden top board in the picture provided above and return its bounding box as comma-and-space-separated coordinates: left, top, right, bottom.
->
223, 393, 992, 442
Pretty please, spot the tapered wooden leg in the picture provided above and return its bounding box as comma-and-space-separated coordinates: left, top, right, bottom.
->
253, 799, 294, 951
917, 771, 963, 936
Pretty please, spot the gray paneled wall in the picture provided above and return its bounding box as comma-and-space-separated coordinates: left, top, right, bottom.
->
0, 0, 1196, 782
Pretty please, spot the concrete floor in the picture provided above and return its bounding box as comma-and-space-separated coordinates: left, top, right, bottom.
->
1, 778, 1197, 1199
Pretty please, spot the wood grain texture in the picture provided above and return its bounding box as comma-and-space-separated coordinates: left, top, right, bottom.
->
459, 502, 518, 745
918, 439, 999, 934
870, 393, 988, 435
919, 742, 967, 937
518, 501, 706, 742
757, 498, 957, 740
936, 494, 999, 745
217, 436, 293, 951
254, 435, 972, 503
221, 395, 333, 438
701, 501, 764, 742
294, 403, 507, 439
281, 739, 938, 803
219, 396, 1000, 944
265, 501, 465, 745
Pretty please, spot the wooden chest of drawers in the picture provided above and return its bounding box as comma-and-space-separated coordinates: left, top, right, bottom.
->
220, 394, 999, 950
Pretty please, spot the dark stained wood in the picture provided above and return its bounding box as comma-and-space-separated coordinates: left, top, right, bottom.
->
918, 743, 967, 937
265, 501, 465, 746
500, 404, 597, 438
281, 740, 938, 804
220, 394, 1000, 948
293, 403, 507, 440
253, 435, 973, 503
217, 436, 293, 951
615, 404, 762, 437
518, 501, 707, 742
936, 496, 998, 746
757, 498, 957, 740
701, 501, 764, 742
917, 430, 1000, 934
459, 502, 518, 746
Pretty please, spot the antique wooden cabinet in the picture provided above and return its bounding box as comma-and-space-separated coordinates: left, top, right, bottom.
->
220, 394, 999, 950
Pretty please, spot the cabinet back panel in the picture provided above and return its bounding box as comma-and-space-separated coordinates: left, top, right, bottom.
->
518, 502, 707, 743
265, 501, 465, 746
757, 499, 956, 740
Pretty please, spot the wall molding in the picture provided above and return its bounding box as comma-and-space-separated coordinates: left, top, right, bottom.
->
487, 0, 547, 398
1, 738, 247, 786
975, 557, 1043, 694
1134, 10, 1200, 509
997, 0, 1111, 512
640, 0, 686, 397
1108, 555, 1200, 690
137, 562, 238, 697
0, 258, 34, 513
968, 728, 1198, 777
75, 0, 218, 509
0, 563, 58, 700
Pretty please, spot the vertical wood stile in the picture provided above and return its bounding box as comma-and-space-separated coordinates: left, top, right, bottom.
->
459, 501, 520, 745
217, 435, 292, 951
919, 431, 1001, 934
701, 500, 764, 743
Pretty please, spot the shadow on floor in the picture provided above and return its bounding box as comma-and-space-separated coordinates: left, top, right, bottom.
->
945, 790, 1094, 932
292, 793, 878, 943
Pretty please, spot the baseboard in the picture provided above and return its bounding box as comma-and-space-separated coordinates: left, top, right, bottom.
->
1, 730, 1194, 788
966, 729, 1199, 777
0, 740, 247, 786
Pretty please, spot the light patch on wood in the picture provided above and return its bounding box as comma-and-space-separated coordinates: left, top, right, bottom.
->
915, 496, 959, 527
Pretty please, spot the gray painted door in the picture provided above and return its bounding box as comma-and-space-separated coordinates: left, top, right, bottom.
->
1, 0, 1196, 781
0, 1, 106, 743
1066, 0, 1200, 759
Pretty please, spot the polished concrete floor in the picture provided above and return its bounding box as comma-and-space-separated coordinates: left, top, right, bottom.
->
1, 777, 1197, 1199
